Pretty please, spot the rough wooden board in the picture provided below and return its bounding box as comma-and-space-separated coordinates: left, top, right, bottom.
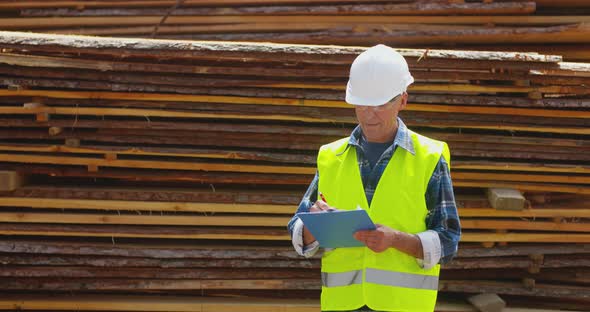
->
17, 2, 537, 17
0, 197, 294, 213
441, 280, 590, 299
1, 223, 590, 243
0, 0, 415, 10
0, 212, 290, 227
0, 15, 588, 29
0, 294, 320, 312
468, 293, 506, 312
0, 294, 583, 312
0, 171, 22, 191
487, 188, 526, 211
0, 239, 588, 259
0, 30, 562, 62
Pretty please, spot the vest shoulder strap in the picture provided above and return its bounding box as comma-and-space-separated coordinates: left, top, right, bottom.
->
409, 129, 451, 167
319, 137, 350, 155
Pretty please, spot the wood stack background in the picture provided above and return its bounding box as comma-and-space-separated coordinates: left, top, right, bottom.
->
0, 1, 588, 310
0, 0, 590, 62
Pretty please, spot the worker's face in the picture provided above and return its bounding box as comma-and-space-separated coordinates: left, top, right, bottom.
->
355, 93, 407, 143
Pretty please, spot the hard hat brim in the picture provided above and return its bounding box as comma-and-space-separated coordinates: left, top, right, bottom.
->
345, 77, 413, 106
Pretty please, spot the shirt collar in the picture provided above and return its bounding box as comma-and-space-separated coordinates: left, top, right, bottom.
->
348, 118, 415, 155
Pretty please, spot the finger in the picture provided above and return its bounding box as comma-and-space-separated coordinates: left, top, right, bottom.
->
355, 233, 371, 246
309, 203, 322, 213
353, 232, 365, 241
361, 231, 378, 239
367, 241, 384, 253
315, 200, 330, 211
355, 231, 370, 239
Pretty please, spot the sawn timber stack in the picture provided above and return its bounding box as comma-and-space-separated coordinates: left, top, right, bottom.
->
0, 31, 588, 310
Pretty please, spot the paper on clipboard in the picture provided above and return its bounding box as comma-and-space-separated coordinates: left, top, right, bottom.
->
296, 209, 376, 248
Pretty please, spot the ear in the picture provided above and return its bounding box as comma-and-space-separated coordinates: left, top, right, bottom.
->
398, 92, 409, 111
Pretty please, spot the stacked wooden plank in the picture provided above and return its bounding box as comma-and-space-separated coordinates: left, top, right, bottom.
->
0, 31, 588, 310
0, 239, 588, 311
0, 0, 590, 61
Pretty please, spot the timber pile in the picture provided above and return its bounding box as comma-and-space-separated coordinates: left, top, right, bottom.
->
0, 0, 590, 61
0, 31, 588, 310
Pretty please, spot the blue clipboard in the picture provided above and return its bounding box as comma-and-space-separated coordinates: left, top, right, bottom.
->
297, 209, 376, 248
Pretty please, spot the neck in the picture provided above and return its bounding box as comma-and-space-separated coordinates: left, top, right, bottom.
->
364, 120, 399, 143
366, 130, 396, 143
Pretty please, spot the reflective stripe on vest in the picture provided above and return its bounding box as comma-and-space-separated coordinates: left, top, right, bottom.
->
321, 270, 363, 287
322, 268, 438, 291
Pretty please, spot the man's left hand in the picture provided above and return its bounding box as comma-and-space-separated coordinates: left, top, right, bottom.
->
354, 224, 398, 253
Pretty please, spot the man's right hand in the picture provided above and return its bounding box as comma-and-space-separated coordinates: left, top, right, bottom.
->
302, 199, 332, 245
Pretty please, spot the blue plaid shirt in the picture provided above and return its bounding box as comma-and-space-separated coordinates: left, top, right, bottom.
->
288, 118, 461, 264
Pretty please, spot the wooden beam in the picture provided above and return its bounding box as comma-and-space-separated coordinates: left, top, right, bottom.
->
0, 153, 317, 175
5, 88, 589, 117
0, 171, 23, 191
461, 233, 590, 243
0, 52, 347, 78
534, 0, 590, 8
454, 172, 590, 185
0, 239, 306, 259
459, 208, 590, 218
0, 266, 317, 279
0, 294, 320, 311
1, 223, 590, 243
3, 212, 589, 232
2, 197, 590, 218
47, 126, 62, 136
0, 223, 292, 241
487, 188, 525, 210
166, 24, 590, 46
0, 1, 415, 10
4, 88, 590, 120
460, 219, 590, 232
0, 30, 562, 63
1, 117, 586, 148
0, 198, 295, 214
1, 152, 588, 175
0, 144, 316, 165
0, 163, 313, 186
23, 100, 48, 122
441, 280, 590, 299
467, 293, 506, 312
0, 212, 290, 227
0, 294, 581, 312
0, 239, 587, 260
0, 16, 589, 29
0, 106, 337, 124
1, 51, 577, 83
453, 162, 590, 174
17, 2, 537, 17
0, 254, 321, 269
3, 144, 590, 173
455, 180, 590, 195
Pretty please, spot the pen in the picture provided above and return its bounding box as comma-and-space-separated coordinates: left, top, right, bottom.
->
319, 192, 328, 203
319, 192, 337, 212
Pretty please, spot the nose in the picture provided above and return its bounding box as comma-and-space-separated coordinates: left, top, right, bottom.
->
364, 109, 379, 120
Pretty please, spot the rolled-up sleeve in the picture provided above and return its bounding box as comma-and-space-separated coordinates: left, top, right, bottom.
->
418, 156, 461, 268
287, 173, 321, 258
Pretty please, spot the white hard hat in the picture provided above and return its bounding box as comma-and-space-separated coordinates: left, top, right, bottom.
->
345, 44, 414, 106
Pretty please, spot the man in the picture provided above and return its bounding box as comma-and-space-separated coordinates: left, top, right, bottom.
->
287, 44, 461, 312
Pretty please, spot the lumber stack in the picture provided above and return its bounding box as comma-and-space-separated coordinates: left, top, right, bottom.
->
0, 0, 589, 61
0, 31, 588, 310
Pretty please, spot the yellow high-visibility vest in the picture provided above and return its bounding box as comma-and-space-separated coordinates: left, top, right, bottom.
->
317, 129, 450, 312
